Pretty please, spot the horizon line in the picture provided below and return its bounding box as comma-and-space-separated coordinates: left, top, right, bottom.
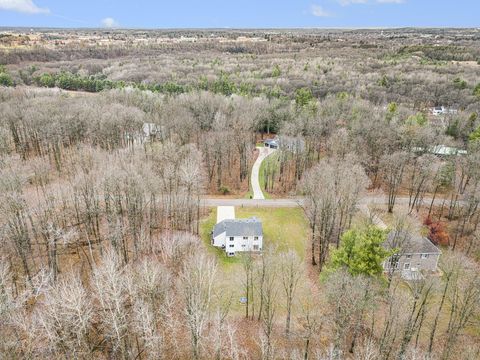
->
1, 26, 479, 31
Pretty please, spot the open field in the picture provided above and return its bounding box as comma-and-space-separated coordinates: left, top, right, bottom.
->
200, 207, 309, 266
199, 206, 310, 316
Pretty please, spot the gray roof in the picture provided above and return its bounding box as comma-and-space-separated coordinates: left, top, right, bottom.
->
264, 139, 278, 146
384, 231, 441, 255
213, 217, 263, 238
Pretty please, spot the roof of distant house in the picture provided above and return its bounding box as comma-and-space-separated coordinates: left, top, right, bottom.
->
412, 145, 467, 156
384, 231, 441, 255
213, 217, 263, 238
431, 145, 467, 156
264, 138, 278, 145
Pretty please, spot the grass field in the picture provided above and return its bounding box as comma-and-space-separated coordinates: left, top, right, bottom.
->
199, 206, 310, 314
258, 151, 280, 199
200, 206, 308, 266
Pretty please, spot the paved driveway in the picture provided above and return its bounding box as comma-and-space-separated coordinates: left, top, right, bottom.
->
251, 147, 277, 200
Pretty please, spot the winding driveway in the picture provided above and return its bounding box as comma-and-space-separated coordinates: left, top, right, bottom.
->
250, 147, 277, 200
203, 146, 461, 218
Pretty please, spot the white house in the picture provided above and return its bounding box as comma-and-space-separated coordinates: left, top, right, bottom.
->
431, 106, 458, 116
212, 216, 263, 257
142, 123, 165, 142
413, 145, 467, 157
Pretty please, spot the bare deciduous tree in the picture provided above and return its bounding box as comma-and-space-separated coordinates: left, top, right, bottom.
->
279, 250, 303, 336
180, 253, 217, 360
380, 151, 410, 213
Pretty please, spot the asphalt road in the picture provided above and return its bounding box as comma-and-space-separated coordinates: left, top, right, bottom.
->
200, 194, 455, 208
201, 198, 302, 207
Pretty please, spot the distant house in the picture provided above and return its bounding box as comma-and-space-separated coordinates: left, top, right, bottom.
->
278, 135, 306, 153
431, 106, 458, 116
264, 136, 305, 152
430, 145, 467, 157
383, 231, 441, 280
413, 145, 467, 157
432, 106, 445, 116
142, 123, 164, 142
264, 138, 279, 149
212, 216, 263, 257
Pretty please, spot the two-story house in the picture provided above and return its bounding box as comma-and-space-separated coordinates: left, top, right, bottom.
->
383, 230, 441, 280
212, 217, 263, 256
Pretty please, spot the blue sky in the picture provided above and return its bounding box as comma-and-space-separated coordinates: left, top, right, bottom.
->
0, 0, 478, 28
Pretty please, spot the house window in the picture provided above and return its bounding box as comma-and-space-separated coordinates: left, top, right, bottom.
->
228, 252, 235, 256
406, 255, 412, 259
421, 254, 429, 259
388, 254, 400, 269
254, 236, 259, 241
243, 236, 248, 240
229, 244, 234, 248
404, 263, 411, 270
242, 244, 246, 248
229, 237, 234, 241
253, 245, 259, 251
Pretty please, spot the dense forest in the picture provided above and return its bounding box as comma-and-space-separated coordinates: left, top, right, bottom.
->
0, 28, 479, 359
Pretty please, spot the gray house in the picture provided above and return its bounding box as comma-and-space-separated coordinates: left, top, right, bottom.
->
383, 231, 441, 279
263, 136, 306, 152
264, 138, 279, 149
212, 217, 263, 257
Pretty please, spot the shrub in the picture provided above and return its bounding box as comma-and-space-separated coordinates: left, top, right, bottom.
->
218, 185, 230, 195
424, 217, 449, 246
271, 64, 281, 77
474, 83, 480, 98
294, 87, 314, 107
469, 125, 480, 143
0, 68, 13, 87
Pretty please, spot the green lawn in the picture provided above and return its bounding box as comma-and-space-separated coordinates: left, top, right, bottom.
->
200, 207, 308, 267
237, 207, 307, 256
199, 208, 243, 267
258, 151, 280, 199
199, 206, 310, 314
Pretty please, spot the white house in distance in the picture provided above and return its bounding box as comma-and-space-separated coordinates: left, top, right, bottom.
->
413, 145, 467, 157
430, 106, 458, 116
212, 206, 263, 256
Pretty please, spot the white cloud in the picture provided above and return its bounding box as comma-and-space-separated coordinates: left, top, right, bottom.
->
0, 0, 49, 14
101, 17, 120, 28
311, 5, 332, 17
338, 0, 368, 5
338, 0, 404, 5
